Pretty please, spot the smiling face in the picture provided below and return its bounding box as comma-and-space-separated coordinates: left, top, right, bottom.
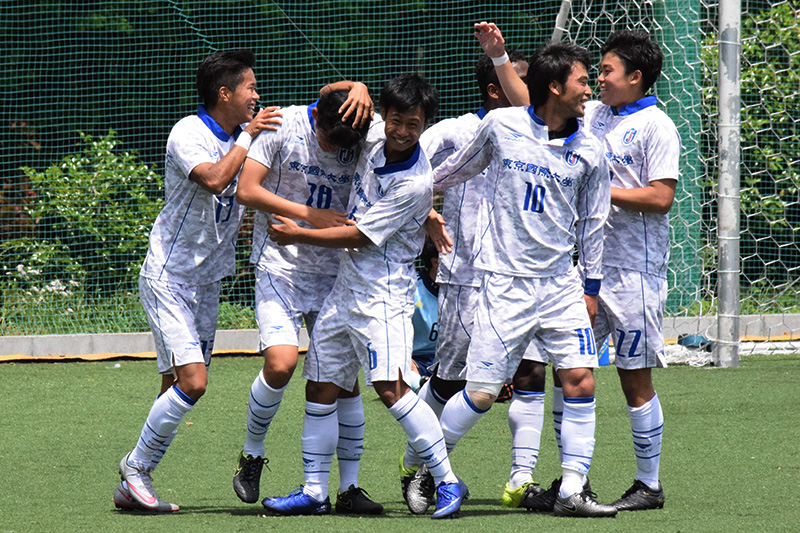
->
598, 51, 640, 108
553, 61, 592, 119
226, 68, 259, 124
382, 105, 427, 161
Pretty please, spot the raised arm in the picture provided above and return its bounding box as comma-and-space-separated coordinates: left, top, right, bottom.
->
474, 21, 530, 107
189, 106, 282, 195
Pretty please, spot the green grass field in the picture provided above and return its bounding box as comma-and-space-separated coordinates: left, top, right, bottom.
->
1, 353, 797, 532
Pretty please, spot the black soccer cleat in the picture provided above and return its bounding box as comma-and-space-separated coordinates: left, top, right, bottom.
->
522, 476, 592, 512
612, 480, 665, 511
406, 464, 437, 514
554, 489, 617, 518
335, 485, 384, 515
233, 451, 266, 503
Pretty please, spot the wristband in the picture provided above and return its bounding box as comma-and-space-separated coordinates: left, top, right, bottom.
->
491, 52, 509, 66
584, 278, 601, 296
235, 132, 252, 151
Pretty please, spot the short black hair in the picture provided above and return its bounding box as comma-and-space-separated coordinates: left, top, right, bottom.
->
195, 50, 256, 109
601, 30, 663, 93
527, 42, 592, 107
316, 89, 370, 148
418, 235, 438, 273
475, 49, 527, 103
378, 73, 439, 123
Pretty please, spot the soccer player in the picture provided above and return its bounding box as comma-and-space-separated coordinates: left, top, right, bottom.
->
231, 82, 383, 514
261, 73, 468, 520
482, 24, 678, 512
584, 30, 679, 511
402, 49, 552, 514
431, 41, 617, 517
410, 235, 440, 387
116, 50, 281, 512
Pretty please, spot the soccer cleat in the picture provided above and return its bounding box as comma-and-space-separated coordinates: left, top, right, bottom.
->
119, 452, 160, 510
335, 485, 384, 515
431, 479, 469, 519
553, 489, 617, 518
521, 476, 591, 512
399, 455, 419, 503
262, 487, 331, 516
502, 481, 543, 508
406, 464, 436, 514
612, 480, 665, 511
113, 480, 179, 513
233, 451, 266, 503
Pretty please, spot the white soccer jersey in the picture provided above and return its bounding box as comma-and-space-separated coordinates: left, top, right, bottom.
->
140, 107, 246, 284
583, 97, 681, 278
420, 109, 486, 287
432, 106, 609, 280
247, 102, 359, 275
336, 139, 434, 301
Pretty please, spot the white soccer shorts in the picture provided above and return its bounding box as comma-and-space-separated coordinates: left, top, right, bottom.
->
466, 270, 598, 385
138, 276, 219, 374
436, 282, 546, 381
255, 267, 335, 350
594, 266, 668, 369
302, 280, 414, 392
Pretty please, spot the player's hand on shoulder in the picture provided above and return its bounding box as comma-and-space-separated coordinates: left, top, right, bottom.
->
245, 106, 283, 137
340, 82, 374, 129
474, 21, 506, 58
425, 209, 452, 254
306, 207, 355, 229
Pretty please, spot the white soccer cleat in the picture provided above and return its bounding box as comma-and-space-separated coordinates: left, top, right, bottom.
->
119, 452, 161, 510
113, 480, 179, 513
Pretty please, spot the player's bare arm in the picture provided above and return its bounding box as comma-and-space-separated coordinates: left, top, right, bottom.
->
268, 214, 369, 248
611, 179, 677, 214
321, 80, 374, 128
236, 158, 352, 228
425, 208, 453, 254
189, 106, 282, 195
583, 293, 598, 326
474, 21, 529, 106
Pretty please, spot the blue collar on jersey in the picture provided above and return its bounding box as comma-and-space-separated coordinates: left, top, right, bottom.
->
527, 106, 580, 144
307, 100, 319, 132
376, 142, 422, 175
476, 107, 488, 120
611, 95, 658, 116
197, 105, 243, 141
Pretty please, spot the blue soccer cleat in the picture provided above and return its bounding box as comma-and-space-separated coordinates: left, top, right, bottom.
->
262, 487, 331, 516
431, 479, 469, 519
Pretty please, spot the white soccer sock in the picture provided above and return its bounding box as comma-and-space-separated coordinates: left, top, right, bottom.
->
559, 396, 596, 497
301, 401, 338, 502
243, 371, 286, 458
629, 393, 664, 489
440, 389, 490, 453
552, 386, 564, 462
148, 427, 176, 472
508, 389, 545, 489
389, 391, 457, 486
402, 379, 448, 468
129, 385, 194, 467
336, 395, 365, 491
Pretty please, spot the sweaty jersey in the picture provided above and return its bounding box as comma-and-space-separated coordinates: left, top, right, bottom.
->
140, 106, 247, 284
247, 102, 359, 275
432, 106, 609, 281
583, 97, 681, 278
420, 109, 486, 287
337, 139, 433, 302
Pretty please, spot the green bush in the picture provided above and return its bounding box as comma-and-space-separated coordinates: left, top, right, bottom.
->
21, 130, 163, 294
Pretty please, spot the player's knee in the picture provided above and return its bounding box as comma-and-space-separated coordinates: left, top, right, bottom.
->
465, 381, 502, 410
513, 361, 547, 391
